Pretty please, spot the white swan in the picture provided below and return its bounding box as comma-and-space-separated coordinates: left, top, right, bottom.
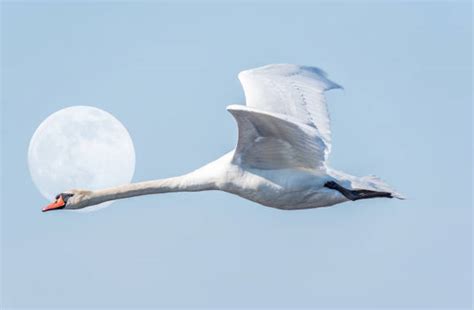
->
43, 64, 403, 212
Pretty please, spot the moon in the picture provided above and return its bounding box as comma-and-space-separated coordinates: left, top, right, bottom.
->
28, 106, 135, 210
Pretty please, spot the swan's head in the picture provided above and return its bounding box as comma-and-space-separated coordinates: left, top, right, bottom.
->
42, 190, 92, 212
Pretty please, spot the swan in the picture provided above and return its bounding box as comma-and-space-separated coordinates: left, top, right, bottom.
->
42, 64, 403, 212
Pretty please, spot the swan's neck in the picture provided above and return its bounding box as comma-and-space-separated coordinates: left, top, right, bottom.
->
81, 171, 217, 208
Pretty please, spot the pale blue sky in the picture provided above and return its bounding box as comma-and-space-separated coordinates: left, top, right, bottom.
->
1, 1, 472, 308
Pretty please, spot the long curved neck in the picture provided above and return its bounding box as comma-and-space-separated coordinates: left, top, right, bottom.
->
81, 171, 217, 208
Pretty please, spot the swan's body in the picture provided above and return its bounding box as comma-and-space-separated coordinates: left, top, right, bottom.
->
43, 64, 402, 212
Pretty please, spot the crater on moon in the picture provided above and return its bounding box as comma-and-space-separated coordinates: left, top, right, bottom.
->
28, 106, 135, 210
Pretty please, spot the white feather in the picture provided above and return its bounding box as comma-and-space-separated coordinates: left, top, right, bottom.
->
238, 64, 342, 153
227, 105, 327, 170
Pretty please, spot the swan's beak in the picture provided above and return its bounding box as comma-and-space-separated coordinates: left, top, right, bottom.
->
42, 196, 65, 212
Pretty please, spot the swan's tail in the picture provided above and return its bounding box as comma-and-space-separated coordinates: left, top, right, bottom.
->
328, 169, 405, 200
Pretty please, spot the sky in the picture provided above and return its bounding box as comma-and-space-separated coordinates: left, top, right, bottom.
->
1, 1, 472, 309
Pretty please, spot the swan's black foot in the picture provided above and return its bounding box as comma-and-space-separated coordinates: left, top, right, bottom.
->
324, 181, 339, 190
355, 190, 393, 200
324, 181, 393, 201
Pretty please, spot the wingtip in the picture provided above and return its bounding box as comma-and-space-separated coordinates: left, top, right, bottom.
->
328, 82, 344, 91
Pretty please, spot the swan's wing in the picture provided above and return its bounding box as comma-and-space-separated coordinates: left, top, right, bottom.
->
227, 105, 327, 170
238, 64, 342, 153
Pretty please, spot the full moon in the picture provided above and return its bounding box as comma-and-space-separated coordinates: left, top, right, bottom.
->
28, 106, 135, 209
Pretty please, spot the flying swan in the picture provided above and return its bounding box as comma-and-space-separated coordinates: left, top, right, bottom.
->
43, 64, 403, 212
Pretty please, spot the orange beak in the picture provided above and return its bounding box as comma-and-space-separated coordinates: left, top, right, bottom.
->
42, 196, 66, 212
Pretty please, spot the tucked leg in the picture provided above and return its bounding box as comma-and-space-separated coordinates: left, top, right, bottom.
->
324, 181, 392, 201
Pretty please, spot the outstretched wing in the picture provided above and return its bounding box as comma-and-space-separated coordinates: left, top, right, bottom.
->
227, 105, 327, 170
238, 64, 342, 152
